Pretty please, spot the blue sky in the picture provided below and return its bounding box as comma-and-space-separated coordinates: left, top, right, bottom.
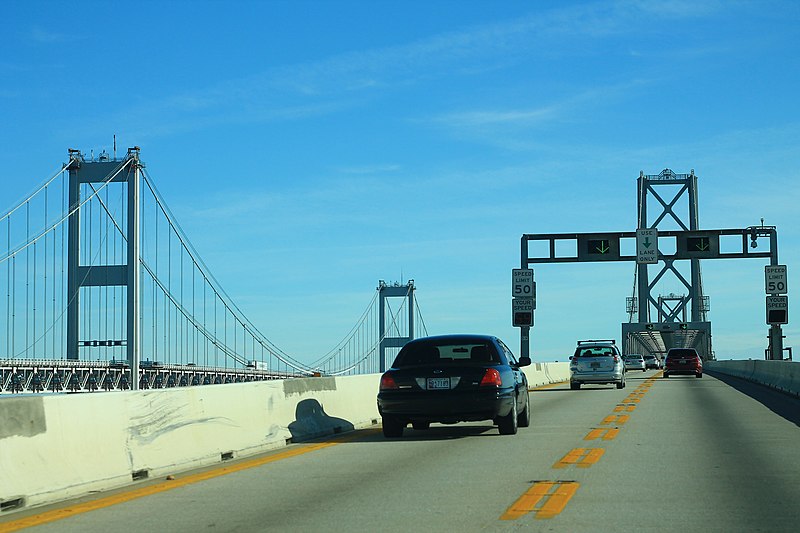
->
1, 0, 798, 363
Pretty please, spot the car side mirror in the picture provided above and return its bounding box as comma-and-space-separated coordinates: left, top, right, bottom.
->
518, 356, 531, 367
569, 356, 573, 360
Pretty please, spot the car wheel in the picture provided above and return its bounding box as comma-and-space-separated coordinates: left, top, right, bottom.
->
616, 379, 625, 389
643, 369, 647, 372
498, 399, 518, 435
517, 391, 531, 428
663, 373, 669, 378
382, 416, 405, 438
412, 421, 430, 430
570, 381, 581, 390
696, 372, 702, 378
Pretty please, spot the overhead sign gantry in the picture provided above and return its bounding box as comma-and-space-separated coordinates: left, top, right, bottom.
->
515, 168, 788, 361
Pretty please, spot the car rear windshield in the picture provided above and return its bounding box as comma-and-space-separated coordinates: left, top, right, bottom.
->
393, 342, 499, 367
574, 347, 617, 357
667, 349, 698, 359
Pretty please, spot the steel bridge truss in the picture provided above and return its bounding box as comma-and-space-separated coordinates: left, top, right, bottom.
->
0, 360, 288, 394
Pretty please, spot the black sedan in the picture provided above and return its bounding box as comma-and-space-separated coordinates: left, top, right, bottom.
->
377, 334, 531, 437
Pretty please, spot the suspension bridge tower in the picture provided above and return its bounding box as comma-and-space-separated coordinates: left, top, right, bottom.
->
65, 148, 142, 387
378, 280, 416, 372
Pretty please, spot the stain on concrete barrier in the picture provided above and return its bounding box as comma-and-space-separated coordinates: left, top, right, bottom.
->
283, 377, 337, 396
0, 397, 47, 438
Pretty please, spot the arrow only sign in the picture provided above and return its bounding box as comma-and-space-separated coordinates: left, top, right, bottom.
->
636, 228, 658, 264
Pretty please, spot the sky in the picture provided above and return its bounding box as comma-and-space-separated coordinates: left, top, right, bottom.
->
1, 0, 798, 364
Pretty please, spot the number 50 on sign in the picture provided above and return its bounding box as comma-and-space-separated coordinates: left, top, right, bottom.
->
512, 269, 535, 297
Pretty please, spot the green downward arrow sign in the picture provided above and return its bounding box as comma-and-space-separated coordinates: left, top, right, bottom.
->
597, 241, 610, 254
643, 237, 652, 248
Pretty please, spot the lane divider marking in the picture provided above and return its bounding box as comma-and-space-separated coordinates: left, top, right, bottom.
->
601, 414, 630, 426
552, 448, 605, 469
500, 481, 580, 520
614, 404, 636, 412
0, 430, 378, 533
584, 428, 619, 441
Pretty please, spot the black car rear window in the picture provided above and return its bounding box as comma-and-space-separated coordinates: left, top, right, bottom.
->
393, 342, 499, 367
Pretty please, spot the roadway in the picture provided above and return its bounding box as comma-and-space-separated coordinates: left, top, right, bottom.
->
2, 370, 798, 532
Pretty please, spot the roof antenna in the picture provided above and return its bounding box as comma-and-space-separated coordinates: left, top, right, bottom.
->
113, 134, 117, 160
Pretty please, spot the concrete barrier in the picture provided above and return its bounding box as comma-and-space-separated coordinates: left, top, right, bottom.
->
0, 374, 381, 514
523, 362, 570, 387
0, 364, 567, 514
706, 360, 800, 397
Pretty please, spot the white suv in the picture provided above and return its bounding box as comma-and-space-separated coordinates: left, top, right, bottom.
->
570, 339, 626, 390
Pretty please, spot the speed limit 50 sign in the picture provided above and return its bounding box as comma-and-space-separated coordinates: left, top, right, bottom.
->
765, 265, 788, 294
512, 268, 535, 299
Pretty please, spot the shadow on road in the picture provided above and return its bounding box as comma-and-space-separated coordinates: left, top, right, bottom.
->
706, 370, 800, 427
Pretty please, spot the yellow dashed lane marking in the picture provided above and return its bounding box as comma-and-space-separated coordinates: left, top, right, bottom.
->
614, 404, 636, 412
501, 481, 580, 520
553, 448, 604, 469
0, 430, 377, 533
584, 428, 619, 441
601, 414, 630, 425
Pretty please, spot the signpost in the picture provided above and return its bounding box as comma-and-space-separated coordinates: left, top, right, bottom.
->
765, 265, 788, 294
636, 228, 658, 264
512, 268, 535, 328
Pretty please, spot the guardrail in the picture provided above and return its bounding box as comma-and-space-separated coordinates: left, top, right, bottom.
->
0, 360, 298, 394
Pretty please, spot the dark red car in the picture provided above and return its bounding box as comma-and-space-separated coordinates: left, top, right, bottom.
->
663, 348, 703, 378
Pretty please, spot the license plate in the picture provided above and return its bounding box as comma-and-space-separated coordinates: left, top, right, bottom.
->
679, 360, 687, 364
427, 377, 450, 390
590, 362, 600, 369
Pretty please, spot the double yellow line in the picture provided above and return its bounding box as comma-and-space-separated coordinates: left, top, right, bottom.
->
500, 376, 659, 521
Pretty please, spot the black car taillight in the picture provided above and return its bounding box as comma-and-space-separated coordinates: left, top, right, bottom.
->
380, 373, 398, 390
480, 368, 502, 387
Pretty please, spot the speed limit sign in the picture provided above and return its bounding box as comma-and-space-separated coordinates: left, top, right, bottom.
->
765, 265, 787, 294
512, 269, 535, 298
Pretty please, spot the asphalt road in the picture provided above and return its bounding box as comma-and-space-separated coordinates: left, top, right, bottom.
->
2, 370, 799, 532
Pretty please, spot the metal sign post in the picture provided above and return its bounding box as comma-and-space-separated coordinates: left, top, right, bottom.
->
513, 267, 535, 359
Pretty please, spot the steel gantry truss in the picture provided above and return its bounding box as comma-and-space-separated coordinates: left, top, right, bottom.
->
518, 168, 784, 361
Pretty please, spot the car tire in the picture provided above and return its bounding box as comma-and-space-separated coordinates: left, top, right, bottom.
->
696, 372, 702, 378
498, 399, 518, 435
412, 421, 430, 430
616, 379, 625, 389
570, 382, 581, 390
663, 373, 669, 378
517, 391, 531, 428
382, 416, 405, 438
642, 369, 647, 372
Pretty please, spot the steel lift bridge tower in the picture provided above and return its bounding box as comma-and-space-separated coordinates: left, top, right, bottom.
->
514, 169, 786, 362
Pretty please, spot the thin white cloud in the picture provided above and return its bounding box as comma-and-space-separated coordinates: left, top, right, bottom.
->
28, 26, 73, 44
64, 1, 721, 140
